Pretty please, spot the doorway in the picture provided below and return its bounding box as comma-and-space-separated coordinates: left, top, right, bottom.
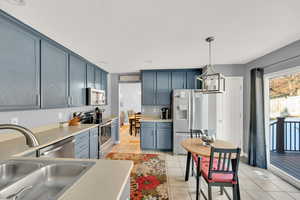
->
117, 82, 142, 152
215, 77, 244, 150
264, 67, 300, 187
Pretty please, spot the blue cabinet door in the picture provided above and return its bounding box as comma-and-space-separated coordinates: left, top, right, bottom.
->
101, 71, 108, 104
94, 67, 102, 90
0, 17, 40, 111
69, 55, 86, 106
156, 123, 172, 150
89, 128, 99, 159
186, 70, 202, 89
86, 64, 95, 89
172, 71, 186, 89
41, 40, 69, 108
75, 131, 90, 159
141, 122, 156, 149
142, 71, 156, 105
156, 71, 172, 105
111, 118, 119, 143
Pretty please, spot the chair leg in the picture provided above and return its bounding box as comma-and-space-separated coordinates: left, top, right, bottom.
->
191, 162, 194, 176
208, 185, 212, 200
220, 186, 224, 195
233, 184, 238, 200
196, 159, 201, 200
196, 171, 200, 200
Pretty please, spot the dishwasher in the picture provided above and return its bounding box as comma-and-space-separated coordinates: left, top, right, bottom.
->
38, 137, 75, 158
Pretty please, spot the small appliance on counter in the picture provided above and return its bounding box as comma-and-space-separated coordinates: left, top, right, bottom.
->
76, 107, 105, 124
86, 88, 106, 106
161, 107, 170, 119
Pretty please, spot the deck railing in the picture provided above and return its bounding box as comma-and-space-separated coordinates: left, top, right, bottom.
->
270, 118, 300, 152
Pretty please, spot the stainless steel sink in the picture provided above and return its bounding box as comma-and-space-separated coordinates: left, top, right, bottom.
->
0, 161, 43, 190
0, 160, 94, 200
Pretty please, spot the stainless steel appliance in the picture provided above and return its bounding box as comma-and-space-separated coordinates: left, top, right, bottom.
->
38, 137, 75, 158
99, 120, 112, 158
173, 89, 208, 154
86, 88, 106, 106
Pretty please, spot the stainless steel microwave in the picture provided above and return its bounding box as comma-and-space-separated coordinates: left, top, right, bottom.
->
86, 88, 106, 105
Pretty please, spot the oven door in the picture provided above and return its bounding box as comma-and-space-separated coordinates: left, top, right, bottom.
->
100, 121, 112, 145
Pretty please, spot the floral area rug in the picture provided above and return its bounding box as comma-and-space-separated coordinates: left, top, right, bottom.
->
106, 153, 169, 200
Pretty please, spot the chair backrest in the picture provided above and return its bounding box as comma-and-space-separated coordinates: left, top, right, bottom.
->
127, 110, 134, 116
208, 147, 241, 182
189, 129, 203, 138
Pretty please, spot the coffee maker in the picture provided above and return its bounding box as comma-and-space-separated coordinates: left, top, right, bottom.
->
161, 107, 170, 119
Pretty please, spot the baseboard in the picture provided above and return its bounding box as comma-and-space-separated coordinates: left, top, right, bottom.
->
114, 141, 120, 144
269, 165, 300, 189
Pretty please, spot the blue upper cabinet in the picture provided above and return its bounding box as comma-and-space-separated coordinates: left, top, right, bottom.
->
94, 67, 102, 90
101, 71, 108, 104
86, 64, 95, 89
41, 40, 69, 108
186, 70, 202, 89
156, 71, 172, 105
171, 71, 186, 89
69, 55, 86, 106
142, 71, 156, 105
0, 16, 40, 111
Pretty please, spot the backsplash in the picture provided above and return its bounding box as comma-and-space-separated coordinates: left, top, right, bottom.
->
0, 105, 111, 130
142, 105, 171, 118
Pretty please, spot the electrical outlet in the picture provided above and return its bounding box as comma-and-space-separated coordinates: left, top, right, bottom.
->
10, 117, 18, 125
58, 112, 63, 121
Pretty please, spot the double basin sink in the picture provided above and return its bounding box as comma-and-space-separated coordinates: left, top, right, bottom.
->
0, 160, 95, 200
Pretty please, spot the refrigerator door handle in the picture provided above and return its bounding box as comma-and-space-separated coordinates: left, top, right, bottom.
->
188, 91, 191, 131
191, 91, 195, 130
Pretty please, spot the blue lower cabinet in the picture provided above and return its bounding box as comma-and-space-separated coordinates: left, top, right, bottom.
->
112, 118, 119, 143
156, 128, 172, 150
141, 123, 156, 149
75, 131, 90, 159
89, 127, 99, 159
141, 122, 172, 150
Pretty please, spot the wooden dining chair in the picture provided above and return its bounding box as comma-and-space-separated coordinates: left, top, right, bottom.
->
194, 147, 241, 200
134, 113, 141, 136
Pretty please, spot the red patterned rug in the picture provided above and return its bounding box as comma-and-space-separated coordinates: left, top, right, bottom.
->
106, 153, 169, 200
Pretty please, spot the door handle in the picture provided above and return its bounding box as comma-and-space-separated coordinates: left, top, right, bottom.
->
40, 146, 63, 156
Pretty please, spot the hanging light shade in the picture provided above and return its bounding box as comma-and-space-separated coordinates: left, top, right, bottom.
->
197, 37, 225, 93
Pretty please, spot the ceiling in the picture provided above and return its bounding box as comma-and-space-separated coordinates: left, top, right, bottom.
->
1, 0, 300, 73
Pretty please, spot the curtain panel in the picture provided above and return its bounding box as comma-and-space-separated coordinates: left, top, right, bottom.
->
248, 68, 267, 168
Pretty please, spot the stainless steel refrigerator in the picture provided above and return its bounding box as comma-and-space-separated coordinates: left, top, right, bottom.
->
173, 89, 208, 154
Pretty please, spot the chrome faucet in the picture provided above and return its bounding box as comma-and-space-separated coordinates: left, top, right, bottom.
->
0, 124, 39, 147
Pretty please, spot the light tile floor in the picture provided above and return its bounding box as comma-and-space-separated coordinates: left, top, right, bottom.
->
110, 126, 300, 200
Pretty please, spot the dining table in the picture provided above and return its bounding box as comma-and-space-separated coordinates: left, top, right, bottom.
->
180, 138, 240, 198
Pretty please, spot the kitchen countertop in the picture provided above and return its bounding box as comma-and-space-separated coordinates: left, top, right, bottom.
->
0, 115, 133, 200
6, 157, 133, 200
0, 115, 118, 159
140, 116, 173, 122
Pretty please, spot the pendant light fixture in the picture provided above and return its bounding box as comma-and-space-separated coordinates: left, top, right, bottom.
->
197, 37, 225, 93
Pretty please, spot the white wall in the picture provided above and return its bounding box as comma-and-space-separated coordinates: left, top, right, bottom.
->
119, 83, 141, 123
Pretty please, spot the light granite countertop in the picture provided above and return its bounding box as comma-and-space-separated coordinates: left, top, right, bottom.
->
6, 157, 133, 200
0, 115, 132, 200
